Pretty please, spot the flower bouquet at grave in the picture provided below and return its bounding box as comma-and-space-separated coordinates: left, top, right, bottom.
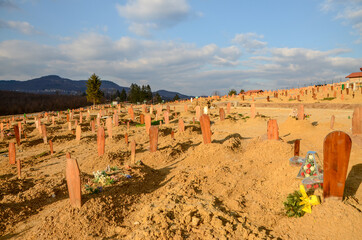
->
297, 151, 323, 179
302, 174, 323, 191
284, 185, 320, 217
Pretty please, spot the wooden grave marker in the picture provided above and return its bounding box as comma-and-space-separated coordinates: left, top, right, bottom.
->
42, 124, 47, 144
219, 108, 225, 121
13, 125, 20, 146
66, 157, 82, 208
49, 140, 54, 155
298, 105, 304, 120
9, 142, 16, 164
323, 131, 351, 201
145, 114, 151, 134
97, 127, 105, 156
76, 125, 81, 141
106, 118, 113, 139
294, 140, 300, 156
200, 114, 211, 144
178, 119, 185, 132
352, 107, 362, 135
267, 119, 279, 140
149, 126, 159, 152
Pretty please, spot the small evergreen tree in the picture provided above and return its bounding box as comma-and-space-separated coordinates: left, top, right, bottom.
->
240, 89, 245, 94
86, 73, 103, 106
120, 89, 127, 101
228, 89, 237, 96
173, 94, 180, 101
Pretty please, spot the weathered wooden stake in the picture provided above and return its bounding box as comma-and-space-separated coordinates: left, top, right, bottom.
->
140, 114, 145, 125
66, 157, 82, 208
145, 114, 151, 134
200, 114, 212, 144
13, 125, 20, 146
178, 119, 185, 132
125, 133, 129, 145
49, 140, 54, 154
219, 108, 225, 121
298, 105, 304, 120
42, 124, 47, 144
251, 103, 256, 118
149, 126, 159, 152
76, 125, 81, 141
323, 131, 351, 201
130, 140, 136, 163
352, 107, 362, 135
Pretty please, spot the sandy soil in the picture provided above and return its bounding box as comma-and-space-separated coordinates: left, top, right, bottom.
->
0, 88, 361, 240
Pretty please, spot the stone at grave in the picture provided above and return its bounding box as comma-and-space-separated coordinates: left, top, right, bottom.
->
267, 119, 279, 140
203, 106, 208, 114
66, 157, 82, 208
227, 102, 231, 114
49, 140, 54, 154
352, 107, 362, 135
9, 142, 16, 164
106, 118, 113, 139
178, 119, 185, 132
330, 115, 335, 129
200, 114, 212, 144
195, 106, 201, 120
145, 114, 151, 134
164, 111, 170, 124
294, 140, 300, 156
13, 125, 20, 146
323, 131, 351, 200
149, 126, 159, 152
140, 114, 145, 125
219, 108, 225, 121
97, 127, 105, 156
251, 103, 256, 118
76, 125, 81, 141
131, 140, 136, 163
42, 124, 47, 144
298, 105, 304, 120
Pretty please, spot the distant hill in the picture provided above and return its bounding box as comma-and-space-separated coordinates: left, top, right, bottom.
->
0, 75, 193, 100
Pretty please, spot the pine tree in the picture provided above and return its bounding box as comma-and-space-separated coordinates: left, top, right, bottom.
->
86, 73, 103, 106
120, 89, 127, 102
173, 94, 180, 101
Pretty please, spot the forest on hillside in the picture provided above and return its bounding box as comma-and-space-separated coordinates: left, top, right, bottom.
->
0, 91, 93, 116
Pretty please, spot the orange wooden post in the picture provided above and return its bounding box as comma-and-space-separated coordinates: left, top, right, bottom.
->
250, 103, 256, 118
145, 114, 151, 134
352, 107, 362, 135
195, 106, 201, 120
140, 114, 145, 125
91, 120, 95, 132
323, 131, 351, 201
149, 126, 159, 152
267, 119, 279, 140
219, 108, 225, 121
227, 102, 231, 114
49, 140, 54, 154
125, 133, 129, 145
66, 157, 82, 208
106, 118, 112, 139
66, 152, 71, 159
200, 114, 211, 144
330, 115, 335, 129
298, 105, 304, 120
97, 127, 105, 156
42, 124, 47, 144
294, 140, 300, 156
13, 125, 20, 146
130, 140, 136, 163
9, 142, 16, 164
171, 130, 175, 139
178, 119, 185, 132
76, 125, 81, 141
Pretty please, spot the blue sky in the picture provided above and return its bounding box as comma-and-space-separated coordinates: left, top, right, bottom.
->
0, 0, 361, 96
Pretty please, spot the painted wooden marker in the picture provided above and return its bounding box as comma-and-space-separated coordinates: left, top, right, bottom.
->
130, 140, 136, 163
66, 157, 82, 208
294, 139, 300, 156
323, 131, 351, 201
42, 124, 47, 144
330, 115, 335, 129
49, 140, 54, 155
140, 114, 145, 125
267, 119, 279, 140
13, 125, 20, 146
76, 125, 81, 141
178, 119, 185, 132
195, 106, 201, 120
219, 108, 225, 121
9, 142, 16, 165
145, 114, 151, 134
97, 127, 105, 156
200, 114, 211, 144
149, 126, 159, 152
298, 105, 304, 120
352, 107, 362, 135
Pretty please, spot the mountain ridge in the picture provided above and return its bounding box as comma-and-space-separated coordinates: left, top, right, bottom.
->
0, 75, 193, 100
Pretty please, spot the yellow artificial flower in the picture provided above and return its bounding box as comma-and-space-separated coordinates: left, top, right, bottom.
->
299, 185, 320, 213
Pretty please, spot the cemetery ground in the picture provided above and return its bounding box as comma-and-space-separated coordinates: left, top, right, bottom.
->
0, 91, 361, 239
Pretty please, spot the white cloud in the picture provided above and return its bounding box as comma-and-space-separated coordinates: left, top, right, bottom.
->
116, 0, 193, 36
0, 19, 40, 35
0, 33, 360, 95
232, 33, 267, 52
321, 0, 362, 42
